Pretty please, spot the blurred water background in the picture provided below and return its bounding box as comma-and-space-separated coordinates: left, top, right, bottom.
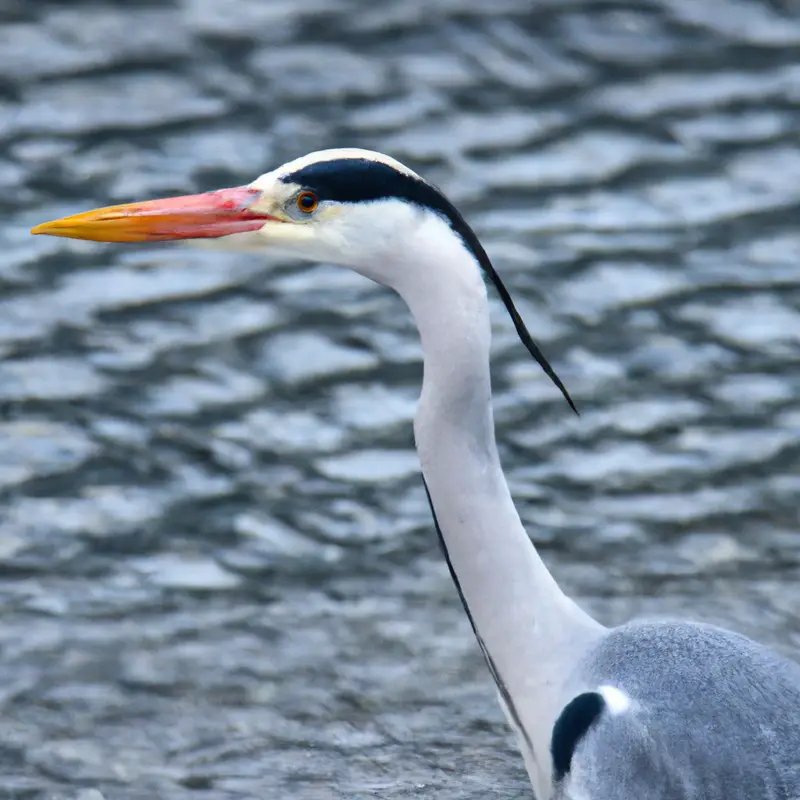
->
1, 0, 800, 797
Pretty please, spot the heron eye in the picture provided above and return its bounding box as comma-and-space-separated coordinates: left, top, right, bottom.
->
296, 191, 319, 213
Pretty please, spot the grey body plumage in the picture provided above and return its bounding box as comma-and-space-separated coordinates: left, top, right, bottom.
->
555, 621, 800, 798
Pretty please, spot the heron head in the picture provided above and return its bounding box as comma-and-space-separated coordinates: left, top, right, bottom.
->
32, 147, 577, 412
31, 148, 447, 287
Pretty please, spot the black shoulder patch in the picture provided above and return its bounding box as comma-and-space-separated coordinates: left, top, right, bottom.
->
550, 691, 605, 782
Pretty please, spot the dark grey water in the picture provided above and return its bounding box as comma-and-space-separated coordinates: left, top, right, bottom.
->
2, 0, 800, 797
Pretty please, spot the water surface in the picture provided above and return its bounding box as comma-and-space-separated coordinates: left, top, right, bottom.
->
2, 1, 800, 797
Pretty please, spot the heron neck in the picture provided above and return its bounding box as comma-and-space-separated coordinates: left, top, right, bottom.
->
396, 232, 602, 767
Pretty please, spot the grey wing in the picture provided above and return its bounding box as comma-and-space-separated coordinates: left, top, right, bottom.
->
550, 621, 800, 800
553, 694, 795, 800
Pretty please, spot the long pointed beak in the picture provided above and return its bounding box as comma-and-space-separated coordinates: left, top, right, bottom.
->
31, 187, 278, 243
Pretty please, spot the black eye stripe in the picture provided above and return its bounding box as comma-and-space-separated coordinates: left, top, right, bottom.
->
284, 159, 434, 208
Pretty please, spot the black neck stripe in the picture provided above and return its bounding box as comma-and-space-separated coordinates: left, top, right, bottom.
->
282, 158, 578, 414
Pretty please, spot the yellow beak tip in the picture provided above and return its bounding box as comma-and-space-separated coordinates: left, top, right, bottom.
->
30, 219, 96, 240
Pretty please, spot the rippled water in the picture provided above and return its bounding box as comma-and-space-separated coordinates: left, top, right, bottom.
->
2, 1, 800, 797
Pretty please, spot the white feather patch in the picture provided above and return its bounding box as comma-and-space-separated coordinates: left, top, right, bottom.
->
598, 685, 633, 715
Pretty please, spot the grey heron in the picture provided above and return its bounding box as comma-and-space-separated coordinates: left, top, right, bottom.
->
33, 148, 800, 799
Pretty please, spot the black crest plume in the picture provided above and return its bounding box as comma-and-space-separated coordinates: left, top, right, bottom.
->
283, 157, 578, 415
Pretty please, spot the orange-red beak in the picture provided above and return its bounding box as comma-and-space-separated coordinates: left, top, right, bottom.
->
31, 187, 277, 243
